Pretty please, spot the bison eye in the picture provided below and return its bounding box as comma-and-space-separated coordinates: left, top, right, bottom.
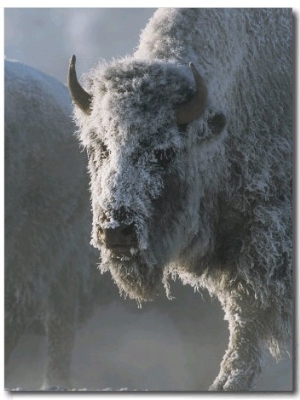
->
154, 148, 175, 167
87, 141, 109, 162
99, 141, 109, 160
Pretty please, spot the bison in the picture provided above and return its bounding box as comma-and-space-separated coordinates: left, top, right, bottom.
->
68, 8, 292, 391
5, 59, 98, 390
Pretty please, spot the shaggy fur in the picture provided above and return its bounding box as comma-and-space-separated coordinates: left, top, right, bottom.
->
5, 59, 98, 389
72, 9, 292, 391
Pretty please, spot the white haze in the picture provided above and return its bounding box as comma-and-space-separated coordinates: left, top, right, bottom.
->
4, 8, 293, 392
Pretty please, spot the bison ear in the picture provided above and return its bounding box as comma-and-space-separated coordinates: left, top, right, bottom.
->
207, 112, 226, 135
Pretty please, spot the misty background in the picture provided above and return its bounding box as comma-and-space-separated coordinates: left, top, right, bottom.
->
4, 8, 293, 391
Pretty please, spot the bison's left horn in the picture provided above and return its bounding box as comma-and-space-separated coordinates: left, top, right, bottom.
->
68, 55, 92, 115
176, 62, 208, 125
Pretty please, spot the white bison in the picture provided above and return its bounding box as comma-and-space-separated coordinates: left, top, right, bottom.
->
5, 59, 98, 390
68, 8, 292, 391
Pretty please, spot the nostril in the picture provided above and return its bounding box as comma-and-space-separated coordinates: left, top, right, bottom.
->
121, 223, 135, 237
97, 226, 104, 239
100, 211, 109, 224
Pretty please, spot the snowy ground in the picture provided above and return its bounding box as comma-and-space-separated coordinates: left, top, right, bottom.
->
5, 279, 293, 392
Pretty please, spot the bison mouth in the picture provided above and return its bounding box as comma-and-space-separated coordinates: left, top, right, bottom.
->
107, 244, 139, 260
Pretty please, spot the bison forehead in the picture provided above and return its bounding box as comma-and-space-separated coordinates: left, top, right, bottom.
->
88, 59, 195, 129
94, 59, 193, 98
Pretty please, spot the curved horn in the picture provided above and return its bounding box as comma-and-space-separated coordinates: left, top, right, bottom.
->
68, 55, 92, 115
176, 62, 208, 125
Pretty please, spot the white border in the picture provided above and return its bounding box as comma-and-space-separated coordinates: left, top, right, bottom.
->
1, 3, 299, 399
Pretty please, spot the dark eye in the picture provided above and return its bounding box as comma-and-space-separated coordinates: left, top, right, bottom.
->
99, 141, 109, 160
178, 124, 188, 133
132, 150, 142, 165
89, 131, 110, 161
154, 148, 175, 167
87, 141, 109, 162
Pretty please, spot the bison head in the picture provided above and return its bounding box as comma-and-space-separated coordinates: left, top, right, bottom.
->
69, 56, 226, 302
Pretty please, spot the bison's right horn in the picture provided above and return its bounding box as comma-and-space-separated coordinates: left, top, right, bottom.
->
176, 62, 208, 125
68, 55, 92, 115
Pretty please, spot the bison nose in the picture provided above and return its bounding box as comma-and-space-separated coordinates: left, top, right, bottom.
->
98, 223, 137, 249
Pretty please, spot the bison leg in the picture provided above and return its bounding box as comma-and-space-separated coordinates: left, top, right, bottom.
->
41, 314, 75, 390
5, 320, 24, 367
41, 263, 78, 390
5, 291, 28, 369
209, 299, 264, 391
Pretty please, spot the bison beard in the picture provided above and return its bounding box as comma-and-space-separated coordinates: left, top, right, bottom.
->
101, 251, 163, 302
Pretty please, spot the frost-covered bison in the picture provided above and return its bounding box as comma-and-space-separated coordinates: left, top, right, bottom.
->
5, 59, 97, 390
68, 8, 292, 391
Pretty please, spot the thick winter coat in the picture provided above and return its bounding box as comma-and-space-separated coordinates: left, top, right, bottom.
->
68, 8, 292, 391
5, 59, 97, 389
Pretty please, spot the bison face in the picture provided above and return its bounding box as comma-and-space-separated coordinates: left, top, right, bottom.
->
72, 59, 226, 302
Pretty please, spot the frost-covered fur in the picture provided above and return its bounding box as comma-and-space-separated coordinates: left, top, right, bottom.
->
73, 9, 292, 391
5, 59, 98, 389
